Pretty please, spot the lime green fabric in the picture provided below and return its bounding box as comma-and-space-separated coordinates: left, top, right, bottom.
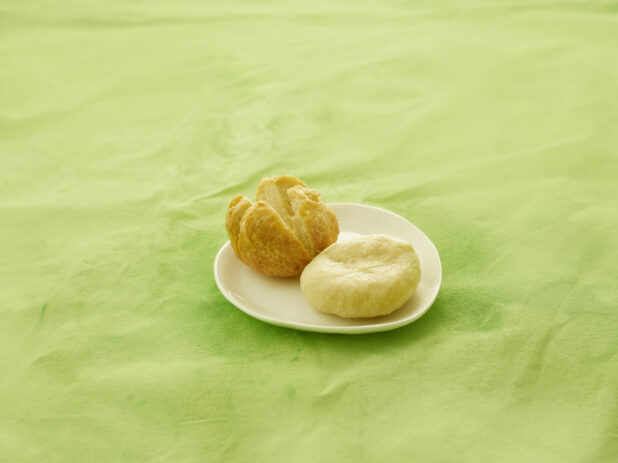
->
1, 1, 617, 461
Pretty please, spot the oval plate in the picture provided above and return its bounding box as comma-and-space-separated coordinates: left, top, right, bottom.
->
214, 203, 442, 334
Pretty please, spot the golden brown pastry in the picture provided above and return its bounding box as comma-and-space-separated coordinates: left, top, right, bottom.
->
225, 175, 339, 277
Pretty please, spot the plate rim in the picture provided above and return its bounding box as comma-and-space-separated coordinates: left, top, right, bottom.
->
214, 202, 442, 334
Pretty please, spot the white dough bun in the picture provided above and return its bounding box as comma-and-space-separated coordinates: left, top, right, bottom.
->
300, 234, 421, 318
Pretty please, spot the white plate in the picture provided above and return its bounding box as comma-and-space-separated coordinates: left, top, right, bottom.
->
214, 203, 442, 334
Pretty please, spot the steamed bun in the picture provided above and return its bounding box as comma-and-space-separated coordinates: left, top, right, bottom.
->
300, 234, 421, 318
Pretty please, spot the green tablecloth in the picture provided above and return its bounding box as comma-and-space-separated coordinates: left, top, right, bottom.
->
2, 1, 617, 461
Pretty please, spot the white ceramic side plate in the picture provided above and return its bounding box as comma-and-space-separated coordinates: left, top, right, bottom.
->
214, 203, 442, 334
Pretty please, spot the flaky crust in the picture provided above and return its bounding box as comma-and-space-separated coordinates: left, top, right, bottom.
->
225, 175, 339, 277
287, 185, 339, 256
